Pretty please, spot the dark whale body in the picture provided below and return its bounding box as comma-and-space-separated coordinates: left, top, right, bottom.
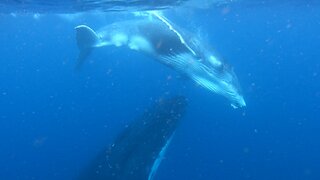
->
79, 96, 187, 180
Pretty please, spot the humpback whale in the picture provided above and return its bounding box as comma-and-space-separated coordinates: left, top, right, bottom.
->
78, 96, 187, 180
75, 13, 246, 108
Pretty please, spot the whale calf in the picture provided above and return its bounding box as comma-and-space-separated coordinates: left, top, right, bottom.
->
75, 13, 246, 108
78, 96, 187, 180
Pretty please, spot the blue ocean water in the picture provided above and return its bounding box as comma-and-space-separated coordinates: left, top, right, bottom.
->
0, 1, 320, 180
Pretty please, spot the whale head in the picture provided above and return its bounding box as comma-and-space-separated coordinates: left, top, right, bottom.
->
161, 52, 246, 108
206, 55, 246, 108
222, 67, 246, 109
186, 53, 246, 108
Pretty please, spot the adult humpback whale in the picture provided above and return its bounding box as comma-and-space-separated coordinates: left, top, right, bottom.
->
75, 13, 246, 108
78, 96, 187, 180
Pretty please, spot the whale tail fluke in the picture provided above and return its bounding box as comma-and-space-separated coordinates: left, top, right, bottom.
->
74, 25, 99, 70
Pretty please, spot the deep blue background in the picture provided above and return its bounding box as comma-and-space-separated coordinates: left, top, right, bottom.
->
0, 2, 320, 180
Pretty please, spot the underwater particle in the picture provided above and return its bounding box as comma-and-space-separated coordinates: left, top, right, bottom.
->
312, 72, 317, 77
33, 137, 48, 148
33, 13, 41, 20
243, 147, 249, 153
10, 13, 17, 17
106, 68, 112, 75
286, 23, 292, 29
221, 7, 230, 15
304, 169, 312, 176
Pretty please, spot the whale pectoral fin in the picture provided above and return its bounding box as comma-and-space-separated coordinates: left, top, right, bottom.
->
75, 25, 99, 49
74, 25, 99, 70
75, 48, 91, 71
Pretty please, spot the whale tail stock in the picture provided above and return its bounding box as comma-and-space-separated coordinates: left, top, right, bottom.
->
74, 25, 99, 70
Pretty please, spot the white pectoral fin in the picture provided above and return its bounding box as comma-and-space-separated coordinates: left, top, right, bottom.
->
74, 25, 100, 70
75, 25, 99, 49
76, 48, 91, 70
148, 133, 175, 180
